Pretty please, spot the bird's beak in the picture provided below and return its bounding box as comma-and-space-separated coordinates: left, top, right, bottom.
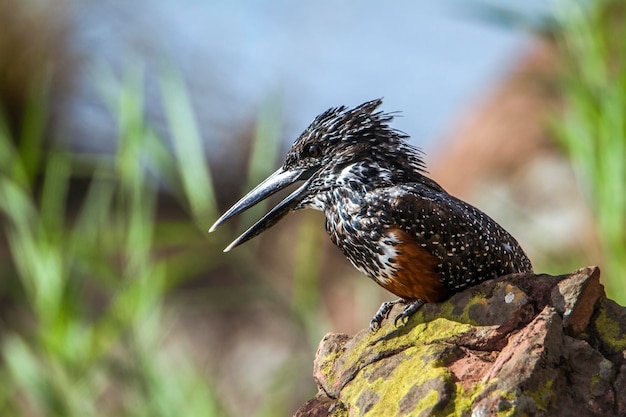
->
209, 166, 315, 252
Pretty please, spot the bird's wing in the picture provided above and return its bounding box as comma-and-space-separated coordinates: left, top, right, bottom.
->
385, 185, 529, 290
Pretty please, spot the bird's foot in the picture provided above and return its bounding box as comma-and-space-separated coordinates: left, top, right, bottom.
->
393, 299, 426, 328
369, 299, 405, 332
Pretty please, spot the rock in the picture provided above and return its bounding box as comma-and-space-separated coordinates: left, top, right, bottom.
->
294, 266, 626, 416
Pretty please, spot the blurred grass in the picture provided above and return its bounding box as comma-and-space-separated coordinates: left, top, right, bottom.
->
552, 0, 626, 304
0, 66, 231, 416
0, 56, 325, 415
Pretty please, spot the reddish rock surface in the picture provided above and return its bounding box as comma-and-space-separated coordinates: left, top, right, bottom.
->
294, 267, 626, 416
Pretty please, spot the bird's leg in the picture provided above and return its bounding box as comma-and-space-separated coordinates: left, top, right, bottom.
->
370, 299, 427, 331
369, 299, 405, 332
393, 299, 426, 328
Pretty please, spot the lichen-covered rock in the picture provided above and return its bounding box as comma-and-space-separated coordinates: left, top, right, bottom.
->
294, 266, 626, 417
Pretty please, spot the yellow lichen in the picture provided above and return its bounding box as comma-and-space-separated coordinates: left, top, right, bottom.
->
525, 379, 553, 412
326, 293, 549, 415
336, 318, 475, 416
319, 348, 345, 387
340, 345, 449, 416
593, 305, 626, 353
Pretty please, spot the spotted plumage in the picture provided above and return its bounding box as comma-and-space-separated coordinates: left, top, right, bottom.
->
210, 99, 533, 331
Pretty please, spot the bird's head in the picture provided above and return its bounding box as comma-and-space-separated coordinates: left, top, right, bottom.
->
209, 98, 427, 251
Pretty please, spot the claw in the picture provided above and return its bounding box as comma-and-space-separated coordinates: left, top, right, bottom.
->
369, 299, 404, 332
393, 299, 426, 328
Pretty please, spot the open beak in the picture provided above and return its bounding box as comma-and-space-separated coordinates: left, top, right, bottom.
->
209, 166, 315, 252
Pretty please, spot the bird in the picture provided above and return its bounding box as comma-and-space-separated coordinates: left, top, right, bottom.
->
209, 98, 533, 331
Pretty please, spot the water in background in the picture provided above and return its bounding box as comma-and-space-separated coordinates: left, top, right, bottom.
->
65, 0, 549, 158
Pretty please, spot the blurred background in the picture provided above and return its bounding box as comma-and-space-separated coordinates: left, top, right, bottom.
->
0, 0, 624, 415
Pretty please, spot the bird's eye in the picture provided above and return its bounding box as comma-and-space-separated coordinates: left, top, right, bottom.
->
306, 144, 322, 158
